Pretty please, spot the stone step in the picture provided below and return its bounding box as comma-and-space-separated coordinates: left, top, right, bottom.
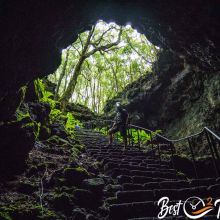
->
86, 149, 145, 154
102, 158, 165, 166
123, 179, 219, 191
128, 217, 187, 220
114, 185, 213, 204
93, 154, 145, 160
116, 190, 154, 203
104, 162, 174, 173
109, 201, 219, 220
154, 186, 208, 200
141, 163, 170, 169
123, 183, 144, 190
109, 201, 158, 220
117, 175, 177, 184
107, 168, 177, 179
93, 153, 151, 160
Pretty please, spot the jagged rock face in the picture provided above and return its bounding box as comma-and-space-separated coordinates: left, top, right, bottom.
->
104, 50, 220, 138
0, 0, 220, 121
0, 122, 35, 179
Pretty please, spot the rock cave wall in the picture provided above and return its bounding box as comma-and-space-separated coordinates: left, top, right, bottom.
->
104, 50, 220, 138
1, 0, 220, 121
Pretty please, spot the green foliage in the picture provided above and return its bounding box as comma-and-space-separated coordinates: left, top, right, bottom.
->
34, 79, 57, 108
127, 129, 162, 145
15, 109, 30, 122
22, 121, 41, 139
49, 20, 159, 114
98, 125, 161, 146
34, 79, 83, 136
49, 108, 63, 123
65, 112, 82, 133
95, 127, 108, 135
15, 108, 41, 140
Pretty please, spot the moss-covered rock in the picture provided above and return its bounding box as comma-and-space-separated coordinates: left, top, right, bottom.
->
82, 178, 105, 195
53, 192, 74, 215
0, 203, 58, 220
73, 189, 98, 208
17, 181, 38, 194
64, 167, 90, 186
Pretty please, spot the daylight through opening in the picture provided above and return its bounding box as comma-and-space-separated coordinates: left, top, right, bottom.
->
48, 20, 160, 114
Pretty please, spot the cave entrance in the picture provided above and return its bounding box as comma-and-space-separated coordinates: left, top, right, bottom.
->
48, 20, 160, 114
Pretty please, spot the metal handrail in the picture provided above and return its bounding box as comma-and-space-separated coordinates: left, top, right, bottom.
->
204, 127, 220, 141
130, 124, 205, 143
84, 119, 220, 144
83, 119, 220, 178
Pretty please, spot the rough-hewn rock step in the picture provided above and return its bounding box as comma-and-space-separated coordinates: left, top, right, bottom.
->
75, 129, 219, 219
109, 201, 158, 220
106, 168, 177, 179
103, 163, 175, 173
117, 175, 178, 184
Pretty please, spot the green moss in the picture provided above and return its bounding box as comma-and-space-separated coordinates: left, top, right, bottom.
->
64, 166, 88, 175
17, 85, 27, 109
22, 121, 41, 140
0, 203, 58, 220
49, 108, 63, 123
74, 144, 85, 151
0, 211, 12, 220
65, 112, 82, 134
15, 109, 30, 122
34, 78, 58, 109
47, 135, 70, 146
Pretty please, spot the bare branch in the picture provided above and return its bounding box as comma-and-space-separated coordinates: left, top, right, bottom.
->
72, 44, 81, 56
78, 35, 84, 48
84, 27, 123, 58
91, 26, 115, 46
126, 34, 154, 64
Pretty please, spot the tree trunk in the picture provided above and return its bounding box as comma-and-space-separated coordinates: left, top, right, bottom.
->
55, 48, 70, 100
60, 26, 122, 111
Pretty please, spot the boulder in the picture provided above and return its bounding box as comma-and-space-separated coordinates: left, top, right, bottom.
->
72, 208, 86, 220
0, 122, 35, 179
64, 167, 90, 186
73, 189, 100, 208
82, 178, 105, 195
53, 192, 74, 215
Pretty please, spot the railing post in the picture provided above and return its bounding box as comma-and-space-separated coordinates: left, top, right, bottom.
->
131, 128, 133, 147
170, 142, 175, 170
209, 134, 220, 160
150, 132, 154, 152
116, 131, 119, 143
188, 138, 198, 179
137, 129, 140, 149
157, 144, 161, 164
205, 131, 220, 177
128, 128, 131, 146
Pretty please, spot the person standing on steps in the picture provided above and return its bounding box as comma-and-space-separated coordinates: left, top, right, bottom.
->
107, 102, 129, 149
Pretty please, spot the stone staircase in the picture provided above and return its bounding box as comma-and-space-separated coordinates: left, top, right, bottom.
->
76, 129, 220, 220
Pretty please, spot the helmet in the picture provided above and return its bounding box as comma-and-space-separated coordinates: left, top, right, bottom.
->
116, 102, 122, 111
116, 102, 121, 107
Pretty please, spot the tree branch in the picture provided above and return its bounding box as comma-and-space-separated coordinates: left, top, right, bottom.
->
78, 35, 84, 48
126, 34, 154, 64
72, 44, 81, 56
92, 26, 115, 46
84, 27, 122, 58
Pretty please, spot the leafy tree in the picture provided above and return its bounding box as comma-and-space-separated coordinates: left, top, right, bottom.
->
49, 20, 159, 113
